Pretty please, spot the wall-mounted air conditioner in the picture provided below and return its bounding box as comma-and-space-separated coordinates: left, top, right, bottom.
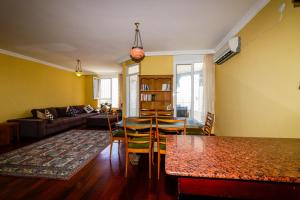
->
213, 37, 241, 65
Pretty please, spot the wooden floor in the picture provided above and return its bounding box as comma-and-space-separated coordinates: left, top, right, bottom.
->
0, 134, 179, 200
0, 131, 240, 200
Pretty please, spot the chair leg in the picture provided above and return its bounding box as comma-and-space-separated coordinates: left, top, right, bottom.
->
149, 152, 151, 179
152, 146, 154, 165
110, 140, 113, 159
158, 152, 160, 180
125, 150, 128, 177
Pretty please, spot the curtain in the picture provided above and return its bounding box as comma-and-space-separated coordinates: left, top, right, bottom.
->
118, 74, 123, 109
201, 54, 215, 123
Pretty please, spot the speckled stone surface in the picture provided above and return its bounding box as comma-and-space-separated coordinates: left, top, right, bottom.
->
165, 135, 300, 183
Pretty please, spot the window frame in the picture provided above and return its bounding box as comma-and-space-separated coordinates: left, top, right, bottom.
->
97, 75, 119, 108
173, 55, 204, 122
126, 63, 140, 117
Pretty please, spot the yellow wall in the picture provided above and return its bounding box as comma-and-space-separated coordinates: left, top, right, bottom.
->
0, 53, 86, 122
140, 56, 173, 75
215, 0, 300, 138
84, 75, 98, 108
121, 55, 173, 115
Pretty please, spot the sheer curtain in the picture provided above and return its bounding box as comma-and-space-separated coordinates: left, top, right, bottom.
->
201, 54, 215, 123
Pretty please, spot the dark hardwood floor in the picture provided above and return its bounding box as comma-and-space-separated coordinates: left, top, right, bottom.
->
0, 133, 178, 200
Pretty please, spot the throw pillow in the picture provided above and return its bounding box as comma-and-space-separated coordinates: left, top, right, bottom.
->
100, 105, 110, 113
66, 106, 78, 117
73, 105, 85, 114
37, 111, 47, 119
47, 108, 58, 118
83, 105, 94, 113
45, 109, 54, 121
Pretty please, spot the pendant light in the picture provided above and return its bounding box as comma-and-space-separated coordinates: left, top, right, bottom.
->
130, 22, 145, 62
75, 59, 83, 77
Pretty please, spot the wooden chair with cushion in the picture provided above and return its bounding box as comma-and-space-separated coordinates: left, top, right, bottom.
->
124, 117, 153, 179
107, 112, 124, 159
155, 118, 186, 179
201, 112, 215, 136
186, 112, 215, 136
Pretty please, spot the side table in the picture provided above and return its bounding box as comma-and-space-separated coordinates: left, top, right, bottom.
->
0, 122, 20, 145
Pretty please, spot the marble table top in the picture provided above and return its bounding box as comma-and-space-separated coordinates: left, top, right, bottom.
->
165, 135, 300, 183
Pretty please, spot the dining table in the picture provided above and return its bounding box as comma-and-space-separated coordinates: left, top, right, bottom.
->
165, 135, 300, 200
116, 117, 202, 129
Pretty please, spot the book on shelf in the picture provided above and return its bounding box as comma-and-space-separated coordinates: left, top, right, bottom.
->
141, 84, 150, 91
161, 83, 170, 91
140, 94, 155, 101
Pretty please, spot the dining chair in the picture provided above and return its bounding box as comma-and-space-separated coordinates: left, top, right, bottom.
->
124, 117, 153, 179
201, 112, 215, 136
140, 109, 156, 117
107, 112, 125, 159
155, 118, 186, 179
156, 110, 173, 118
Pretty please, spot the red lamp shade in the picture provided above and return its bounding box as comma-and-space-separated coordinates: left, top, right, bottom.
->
130, 47, 145, 60
130, 23, 145, 62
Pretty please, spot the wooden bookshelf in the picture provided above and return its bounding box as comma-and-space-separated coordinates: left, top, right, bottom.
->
139, 75, 173, 117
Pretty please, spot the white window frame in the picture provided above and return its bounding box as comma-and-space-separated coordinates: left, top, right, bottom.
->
99, 78, 112, 103
97, 75, 119, 108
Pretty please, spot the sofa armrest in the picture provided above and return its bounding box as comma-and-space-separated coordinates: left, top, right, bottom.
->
12, 119, 47, 138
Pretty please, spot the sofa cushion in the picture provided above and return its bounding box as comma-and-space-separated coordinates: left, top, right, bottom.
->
83, 105, 94, 113
100, 103, 112, 113
56, 107, 67, 117
31, 108, 57, 119
73, 105, 85, 114
47, 108, 58, 118
66, 106, 79, 117
79, 113, 98, 118
36, 111, 47, 119
60, 116, 85, 127
45, 109, 54, 121
45, 119, 68, 135
31, 109, 45, 118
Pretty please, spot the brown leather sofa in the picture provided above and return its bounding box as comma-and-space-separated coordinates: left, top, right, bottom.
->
9, 105, 98, 138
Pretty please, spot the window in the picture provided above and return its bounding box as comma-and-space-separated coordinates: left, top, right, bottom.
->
126, 64, 139, 117
97, 77, 119, 108
176, 63, 203, 122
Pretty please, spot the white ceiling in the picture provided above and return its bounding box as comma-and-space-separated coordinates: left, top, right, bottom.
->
0, 0, 259, 74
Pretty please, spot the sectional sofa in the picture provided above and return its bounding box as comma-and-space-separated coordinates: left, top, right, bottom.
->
9, 105, 98, 138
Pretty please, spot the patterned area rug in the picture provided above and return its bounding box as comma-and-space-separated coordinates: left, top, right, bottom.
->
0, 129, 109, 180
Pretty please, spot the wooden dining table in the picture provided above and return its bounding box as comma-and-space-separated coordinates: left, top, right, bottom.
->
165, 135, 300, 200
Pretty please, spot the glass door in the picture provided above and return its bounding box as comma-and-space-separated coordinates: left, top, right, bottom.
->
176, 64, 192, 118
175, 63, 203, 121
126, 64, 139, 117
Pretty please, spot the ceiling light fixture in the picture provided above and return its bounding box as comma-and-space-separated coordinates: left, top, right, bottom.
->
75, 59, 83, 77
130, 22, 145, 62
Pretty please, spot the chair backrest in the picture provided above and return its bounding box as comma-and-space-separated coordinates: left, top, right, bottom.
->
156, 118, 186, 152
140, 111, 156, 117
156, 111, 173, 118
156, 118, 186, 135
123, 117, 153, 149
107, 112, 119, 138
203, 112, 214, 135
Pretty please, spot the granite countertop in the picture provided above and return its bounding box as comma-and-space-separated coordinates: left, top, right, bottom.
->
165, 135, 300, 183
